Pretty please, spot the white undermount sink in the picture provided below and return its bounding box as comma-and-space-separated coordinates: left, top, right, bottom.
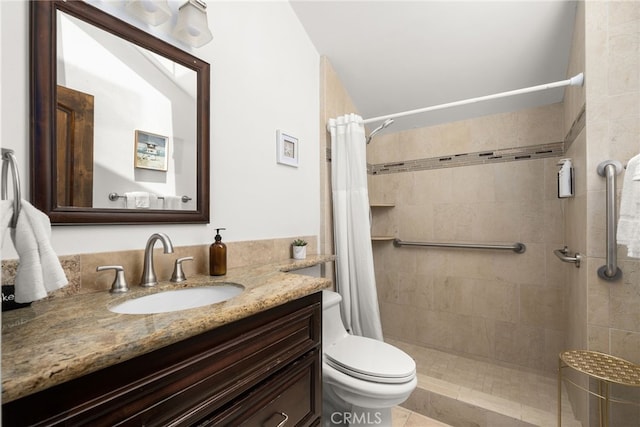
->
109, 284, 244, 315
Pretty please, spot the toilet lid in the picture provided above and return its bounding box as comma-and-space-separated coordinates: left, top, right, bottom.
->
325, 335, 416, 384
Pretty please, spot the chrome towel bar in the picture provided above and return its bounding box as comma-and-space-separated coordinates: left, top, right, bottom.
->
1, 149, 21, 228
393, 239, 526, 253
108, 192, 192, 203
596, 160, 623, 281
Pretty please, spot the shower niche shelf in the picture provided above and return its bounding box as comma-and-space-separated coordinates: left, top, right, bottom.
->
370, 203, 395, 241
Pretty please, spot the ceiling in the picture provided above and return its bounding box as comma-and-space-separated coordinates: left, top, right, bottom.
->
290, 1, 578, 135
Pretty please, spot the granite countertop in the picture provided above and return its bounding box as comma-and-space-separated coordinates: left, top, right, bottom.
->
1, 255, 334, 403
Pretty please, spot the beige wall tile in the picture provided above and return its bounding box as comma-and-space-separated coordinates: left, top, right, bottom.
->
570, 4, 640, 424
370, 101, 569, 372
433, 276, 474, 315
470, 112, 518, 152
451, 164, 495, 203
609, 260, 640, 331
520, 286, 564, 330
586, 259, 611, 327
495, 322, 545, 370
493, 243, 546, 287
472, 278, 519, 323
543, 329, 565, 371
516, 103, 564, 147
610, 329, 640, 365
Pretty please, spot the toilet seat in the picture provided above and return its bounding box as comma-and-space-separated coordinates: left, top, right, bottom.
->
325, 335, 416, 384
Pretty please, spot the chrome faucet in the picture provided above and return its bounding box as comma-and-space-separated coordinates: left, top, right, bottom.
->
140, 233, 174, 287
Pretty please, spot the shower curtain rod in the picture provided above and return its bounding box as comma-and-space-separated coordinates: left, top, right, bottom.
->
362, 72, 584, 125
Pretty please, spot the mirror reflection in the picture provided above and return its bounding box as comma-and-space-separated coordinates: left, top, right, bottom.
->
56, 10, 197, 211
31, 0, 210, 224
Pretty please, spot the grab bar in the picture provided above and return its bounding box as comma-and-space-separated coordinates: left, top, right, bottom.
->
1, 148, 21, 228
554, 246, 582, 267
596, 160, 623, 281
393, 239, 526, 253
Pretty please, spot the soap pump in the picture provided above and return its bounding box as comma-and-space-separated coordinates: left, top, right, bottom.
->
209, 228, 227, 276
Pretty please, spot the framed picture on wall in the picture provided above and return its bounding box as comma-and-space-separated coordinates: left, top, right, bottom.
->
134, 130, 169, 171
276, 130, 298, 167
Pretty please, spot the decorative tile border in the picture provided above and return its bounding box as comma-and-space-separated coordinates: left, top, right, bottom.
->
368, 142, 565, 175
564, 104, 586, 152
325, 103, 586, 176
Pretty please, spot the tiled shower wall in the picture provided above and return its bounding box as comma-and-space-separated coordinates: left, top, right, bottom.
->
583, 0, 640, 365
564, 2, 640, 425
367, 103, 570, 373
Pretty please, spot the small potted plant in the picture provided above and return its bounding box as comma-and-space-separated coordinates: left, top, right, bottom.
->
292, 239, 308, 260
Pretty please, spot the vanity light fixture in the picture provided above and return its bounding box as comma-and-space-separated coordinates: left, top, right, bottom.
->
172, 0, 213, 48
125, 0, 172, 26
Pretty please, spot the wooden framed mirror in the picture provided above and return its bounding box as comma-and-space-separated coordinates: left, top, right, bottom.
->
30, 0, 210, 224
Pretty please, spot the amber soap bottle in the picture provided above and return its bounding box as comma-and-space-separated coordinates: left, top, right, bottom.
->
209, 228, 227, 276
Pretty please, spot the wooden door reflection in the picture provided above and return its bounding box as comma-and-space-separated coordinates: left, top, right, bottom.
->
56, 85, 94, 208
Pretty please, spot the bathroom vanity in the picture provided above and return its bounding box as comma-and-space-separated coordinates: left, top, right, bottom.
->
2, 257, 332, 426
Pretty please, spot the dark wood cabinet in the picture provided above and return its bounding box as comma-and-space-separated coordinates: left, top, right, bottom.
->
2, 293, 322, 426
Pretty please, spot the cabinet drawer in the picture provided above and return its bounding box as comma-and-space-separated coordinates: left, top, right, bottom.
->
200, 350, 321, 427
133, 304, 320, 426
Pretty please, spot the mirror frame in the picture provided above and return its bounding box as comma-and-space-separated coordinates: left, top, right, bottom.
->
30, 0, 210, 224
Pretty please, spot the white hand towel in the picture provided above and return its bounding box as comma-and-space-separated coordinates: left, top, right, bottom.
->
135, 192, 150, 208
124, 191, 151, 209
1, 199, 13, 246
11, 204, 48, 302
617, 154, 640, 258
164, 196, 181, 210
125, 192, 136, 209
149, 193, 159, 209
11, 200, 68, 302
21, 201, 68, 292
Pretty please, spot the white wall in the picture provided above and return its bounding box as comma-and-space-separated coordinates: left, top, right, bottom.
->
0, 0, 320, 257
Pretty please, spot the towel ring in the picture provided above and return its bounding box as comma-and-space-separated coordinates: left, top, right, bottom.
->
1, 149, 21, 228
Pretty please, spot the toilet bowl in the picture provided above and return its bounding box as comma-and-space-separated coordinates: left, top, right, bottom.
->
321, 290, 417, 427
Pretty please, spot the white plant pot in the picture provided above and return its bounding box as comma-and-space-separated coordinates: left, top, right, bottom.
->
293, 245, 307, 260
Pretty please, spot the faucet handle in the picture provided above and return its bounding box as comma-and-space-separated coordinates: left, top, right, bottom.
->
97, 265, 129, 294
170, 257, 194, 283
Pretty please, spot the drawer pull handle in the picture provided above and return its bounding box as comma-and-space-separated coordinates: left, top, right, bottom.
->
275, 412, 289, 427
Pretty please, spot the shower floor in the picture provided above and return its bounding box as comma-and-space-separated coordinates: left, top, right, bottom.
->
389, 339, 582, 427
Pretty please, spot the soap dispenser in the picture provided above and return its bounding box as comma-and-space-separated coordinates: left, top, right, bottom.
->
557, 158, 574, 198
209, 228, 227, 276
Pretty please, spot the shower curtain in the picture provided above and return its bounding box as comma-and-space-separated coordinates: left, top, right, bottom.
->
328, 113, 383, 341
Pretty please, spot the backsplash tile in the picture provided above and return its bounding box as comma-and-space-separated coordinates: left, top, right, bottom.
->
1, 256, 81, 301
1, 236, 318, 299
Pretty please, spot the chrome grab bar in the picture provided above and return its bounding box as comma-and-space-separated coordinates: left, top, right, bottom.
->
1, 148, 21, 228
596, 160, 623, 281
393, 239, 526, 253
553, 246, 582, 268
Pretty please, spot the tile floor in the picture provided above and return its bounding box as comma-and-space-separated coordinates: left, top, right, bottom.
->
392, 407, 452, 427
389, 339, 581, 427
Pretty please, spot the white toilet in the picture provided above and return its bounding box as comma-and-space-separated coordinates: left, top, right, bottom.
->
321, 290, 417, 427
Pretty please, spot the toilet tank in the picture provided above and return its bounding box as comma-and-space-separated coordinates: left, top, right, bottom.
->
322, 290, 349, 347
